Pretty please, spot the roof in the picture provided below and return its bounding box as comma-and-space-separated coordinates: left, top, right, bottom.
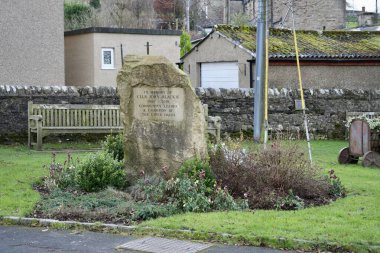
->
183, 25, 380, 60
65, 27, 182, 36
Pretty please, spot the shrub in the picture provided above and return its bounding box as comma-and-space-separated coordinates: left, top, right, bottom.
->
45, 152, 78, 191
130, 175, 166, 202
180, 31, 192, 57
328, 169, 346, 198
177, 158, 215, 191
75, 151, 126, 192
165, 177, 211, 212
210, 141, 340, 210
64, 0, 93, 30
103, 134, 124, 161
132, 174, 247, 213
275, 190, 305, 210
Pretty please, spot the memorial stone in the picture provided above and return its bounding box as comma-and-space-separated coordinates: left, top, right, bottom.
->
117, 55, 207, 183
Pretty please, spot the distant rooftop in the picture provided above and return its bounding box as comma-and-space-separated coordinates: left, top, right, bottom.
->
65, 27, 182, 36
213, 25, 380, 59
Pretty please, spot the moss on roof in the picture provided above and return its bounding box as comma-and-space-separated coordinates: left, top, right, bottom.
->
215, 25, 380, 57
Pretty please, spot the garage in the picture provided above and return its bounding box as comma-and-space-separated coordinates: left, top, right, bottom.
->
201, 62, 239, 88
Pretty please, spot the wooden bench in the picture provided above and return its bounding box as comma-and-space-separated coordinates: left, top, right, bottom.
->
28, 102, 222, 150
28, 102, 123, 150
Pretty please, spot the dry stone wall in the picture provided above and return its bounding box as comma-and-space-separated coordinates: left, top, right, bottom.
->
0, 85, 379, 141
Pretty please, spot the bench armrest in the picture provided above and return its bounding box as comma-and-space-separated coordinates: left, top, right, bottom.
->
29, 115, 43, 130
29, 115, 43, 121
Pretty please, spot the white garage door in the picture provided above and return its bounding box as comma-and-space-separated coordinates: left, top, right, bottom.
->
201, 62, 239, 88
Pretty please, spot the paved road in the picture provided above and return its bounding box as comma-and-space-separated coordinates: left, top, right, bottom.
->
0, 226, 290, 253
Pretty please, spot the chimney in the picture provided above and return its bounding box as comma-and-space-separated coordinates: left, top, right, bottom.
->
362, 6, 366, 12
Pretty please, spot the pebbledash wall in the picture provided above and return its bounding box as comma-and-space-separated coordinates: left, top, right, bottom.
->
0, 85, 379, 141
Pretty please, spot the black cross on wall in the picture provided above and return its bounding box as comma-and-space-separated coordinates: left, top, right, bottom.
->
145, 42, 152, 55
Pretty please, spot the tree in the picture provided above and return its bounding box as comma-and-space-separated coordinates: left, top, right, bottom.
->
180, 31, 192, 57
231, 12, 252, 26
89, 0, 101, 9
99, 0, 155, 28
64, 0, 93, 30
154, 0, 184, 29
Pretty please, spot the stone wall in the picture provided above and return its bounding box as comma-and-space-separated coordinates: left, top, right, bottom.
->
0, 85, 379, 142
197, 88, 380, 139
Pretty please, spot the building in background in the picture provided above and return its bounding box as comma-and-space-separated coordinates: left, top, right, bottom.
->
246, 0, 346, 30
0, 0, 65, 86
182, 25, 380, 90
65, 27, 181, 86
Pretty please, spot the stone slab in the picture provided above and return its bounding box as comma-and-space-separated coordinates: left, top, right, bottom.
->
117, 237, 211, 253
117, 55, 208, 183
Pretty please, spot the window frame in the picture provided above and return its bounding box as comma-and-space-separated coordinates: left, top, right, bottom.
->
101, 48, 115, 70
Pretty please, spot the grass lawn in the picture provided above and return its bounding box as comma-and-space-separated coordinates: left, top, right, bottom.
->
140, 141, 380, 252
0, 141, 379, 251
0, 144, 98, 217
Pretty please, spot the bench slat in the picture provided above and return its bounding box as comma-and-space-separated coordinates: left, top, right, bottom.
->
117, 110, 120, 126
101, 110, 105, 127
105, 110, 109, 127
45, 109, 50, 127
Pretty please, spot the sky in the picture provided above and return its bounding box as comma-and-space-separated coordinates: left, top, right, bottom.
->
346, 0, 379, 12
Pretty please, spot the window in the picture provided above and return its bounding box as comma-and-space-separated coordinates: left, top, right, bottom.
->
101, 48, 114, 69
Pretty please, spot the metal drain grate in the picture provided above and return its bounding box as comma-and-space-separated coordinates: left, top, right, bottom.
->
117, 237, 211, 253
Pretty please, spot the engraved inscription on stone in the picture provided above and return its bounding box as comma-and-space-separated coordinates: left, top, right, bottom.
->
133, 87, 184, 122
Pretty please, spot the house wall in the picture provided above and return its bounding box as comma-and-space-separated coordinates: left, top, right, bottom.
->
65, 32, 181, 87
358, 13, 376, 26
183, 34, 252, 88
0, 0, 65, 85
269, 64, 380, 89
65, 34, 95, 86
250, 0, 346, 30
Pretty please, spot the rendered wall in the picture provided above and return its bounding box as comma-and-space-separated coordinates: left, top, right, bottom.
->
65, 32, 181, 87
65, 34, 95, 86
0, 0, 65, 85
183, 34, 252, 88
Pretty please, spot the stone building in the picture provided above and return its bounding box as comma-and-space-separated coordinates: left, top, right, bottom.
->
248, 0, 346, 30
182, 25, 380, 89
65, 27, 181, 87
0, 0, 65, 86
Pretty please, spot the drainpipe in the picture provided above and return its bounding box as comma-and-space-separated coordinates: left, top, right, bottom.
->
248, 59, 254, 88
253, 0, 267, 143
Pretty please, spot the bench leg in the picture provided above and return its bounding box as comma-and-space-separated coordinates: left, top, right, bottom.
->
28, 129, 31, 148
216, 127, 221, 143
36, 122, 43, 151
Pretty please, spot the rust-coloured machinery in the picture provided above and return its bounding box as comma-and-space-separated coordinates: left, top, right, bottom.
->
338, 119, 380, 167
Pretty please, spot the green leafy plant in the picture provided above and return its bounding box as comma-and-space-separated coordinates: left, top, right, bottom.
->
165, 177, 211, 212
102, 134, 124, 161
328, 169, 346, 198
64, 0, 93, 30
89, 0, 101, 9
177, 158, 215, 192
275, 190, 305, 210
180, 31, 192, 57
45, 152, 78, 191
75, 151, 126, 192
